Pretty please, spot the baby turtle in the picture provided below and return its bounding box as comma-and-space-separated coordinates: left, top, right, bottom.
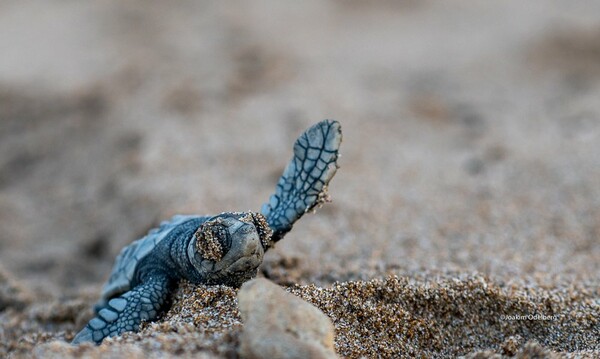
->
72, 120, 342, 344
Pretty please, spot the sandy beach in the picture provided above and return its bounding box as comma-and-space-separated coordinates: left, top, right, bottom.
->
0, 1, 599, 357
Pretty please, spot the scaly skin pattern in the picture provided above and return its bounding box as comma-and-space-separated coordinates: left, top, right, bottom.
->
72, 120, 342, 344
73, 217, 207, 344
261, 120, 342, 241
73, 273, 173, 344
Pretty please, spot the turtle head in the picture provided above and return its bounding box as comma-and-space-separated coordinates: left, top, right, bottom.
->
187, 212, 273, 287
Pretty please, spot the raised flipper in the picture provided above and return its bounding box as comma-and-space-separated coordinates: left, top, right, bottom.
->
72, 273, 173, 344
261, 120, 342, 243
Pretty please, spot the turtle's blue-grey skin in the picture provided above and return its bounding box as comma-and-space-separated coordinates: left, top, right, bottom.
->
72, 120, 342, 345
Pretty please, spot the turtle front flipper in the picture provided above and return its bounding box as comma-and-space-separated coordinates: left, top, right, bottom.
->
72, 273, 174, 345
261, 120, 342, 244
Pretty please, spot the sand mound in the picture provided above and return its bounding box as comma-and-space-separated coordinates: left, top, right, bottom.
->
3, 273, 593, 358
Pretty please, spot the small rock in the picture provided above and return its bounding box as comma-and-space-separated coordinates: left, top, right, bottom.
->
237, 278, 337, 359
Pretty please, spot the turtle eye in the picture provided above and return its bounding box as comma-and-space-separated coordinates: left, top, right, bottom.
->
194, 220, 231, 262
250, 212, 273, 250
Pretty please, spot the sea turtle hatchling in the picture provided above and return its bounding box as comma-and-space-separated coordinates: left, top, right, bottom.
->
72, 120, 342, 344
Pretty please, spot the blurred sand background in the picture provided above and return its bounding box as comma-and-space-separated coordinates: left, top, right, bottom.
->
0, 0, 599, 357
